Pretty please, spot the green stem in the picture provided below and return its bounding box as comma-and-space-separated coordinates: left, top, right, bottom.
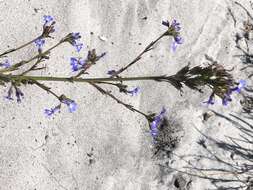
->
11, 75, 165, 83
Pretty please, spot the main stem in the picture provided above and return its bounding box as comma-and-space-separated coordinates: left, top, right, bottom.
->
11, 75, 165, 83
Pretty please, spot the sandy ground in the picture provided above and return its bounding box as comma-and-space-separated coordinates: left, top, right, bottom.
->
0, 0, 252, 189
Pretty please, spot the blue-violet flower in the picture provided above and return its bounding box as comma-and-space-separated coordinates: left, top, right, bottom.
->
171, 36, 183, 52
171, 19, 181, 32
150, 107, 166, 138
44, 105, 60, 117
15, 87, 24, 103
69, 33, 83, 52
70, 57, 86, 72
107, 70, 117, 75
232, 79, 246, 93
43, 15, 54, 26
4, 86, 13, 100
35, 38, 45, 51
62, 99, 77, 113
204, 94, 215, 105
222, 91, 232, 106
127, 87, 140, 96
0, 59, 11, 68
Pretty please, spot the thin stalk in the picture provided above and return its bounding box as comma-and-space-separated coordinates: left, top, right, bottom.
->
0, 41, 63, 73
33, 80, 60, 99
0, 36, 41, 57
21, 57, 43, 75
90, 83, 149, 118
114, 31, 167, 76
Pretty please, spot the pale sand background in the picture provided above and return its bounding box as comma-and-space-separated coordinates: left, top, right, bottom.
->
0, 0, 252, 189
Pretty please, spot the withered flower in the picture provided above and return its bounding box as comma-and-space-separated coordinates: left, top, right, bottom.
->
155, 57, 245, 105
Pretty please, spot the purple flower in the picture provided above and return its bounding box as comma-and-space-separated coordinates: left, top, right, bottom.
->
0, 59, 11, 68
231, 79, 246, 93
68, 101, 77, 112
70, 58, 79, 71
162, 19, 181, 32
162, 20, 170, 27
35, 38, 45, 51
204, 94, 215, 105
74, 43, 83, 52
71, 32, 81, 40
15, 87, 24, 103
175, 36, 183, 44
44, 105, 60, 117
150, 122, 159, 137
127, 87, 140, 96
171, 19, 181, 32
62, 99, 77, 113
222, 98, 229, 106
4, 95, 13, 101
171, 36, 183, 52
70, 57, 86, 72
4, 86, 13, 101
107, 70, 116, 75
43, 15, 54, 26
4, 86, 24, 103
222, 91, 232, 106
69, 33, 83, 52
150, 107, 166, 138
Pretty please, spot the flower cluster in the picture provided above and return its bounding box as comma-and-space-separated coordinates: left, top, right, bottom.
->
34, 15, 55, 51
69, 49, 106, 73
162, 19, 183, 51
